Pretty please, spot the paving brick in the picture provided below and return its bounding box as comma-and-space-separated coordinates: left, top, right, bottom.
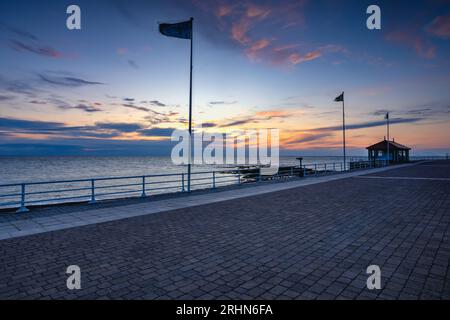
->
0, 161, 448, 299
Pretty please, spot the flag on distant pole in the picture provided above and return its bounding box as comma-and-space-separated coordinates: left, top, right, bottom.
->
334, 92, 346, 169
159, 18, 194, 192
334, 92, 344, 102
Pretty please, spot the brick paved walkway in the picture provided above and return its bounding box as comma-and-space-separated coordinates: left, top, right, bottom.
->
0, 163, 411, 240
0, 161, 449, 299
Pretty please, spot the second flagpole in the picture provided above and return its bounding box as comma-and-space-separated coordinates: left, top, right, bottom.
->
342, 92, 346, 170
188, 17, 193, 192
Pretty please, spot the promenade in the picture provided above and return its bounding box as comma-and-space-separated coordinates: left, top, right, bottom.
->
0, 160, 449, 299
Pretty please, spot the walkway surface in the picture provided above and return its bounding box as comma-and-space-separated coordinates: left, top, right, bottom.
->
0, 160, 449, 299
0, 163, 416, 240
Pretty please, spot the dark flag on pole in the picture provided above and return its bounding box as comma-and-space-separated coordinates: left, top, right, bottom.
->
159, 20, 192, 39
334, 91, 346, 169
334, 92, 344, 102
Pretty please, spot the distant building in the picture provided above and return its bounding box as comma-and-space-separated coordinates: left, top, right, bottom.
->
367, 139, 411, 163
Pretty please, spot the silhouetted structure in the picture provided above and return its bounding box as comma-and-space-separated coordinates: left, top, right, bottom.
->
367, 139, 411, 163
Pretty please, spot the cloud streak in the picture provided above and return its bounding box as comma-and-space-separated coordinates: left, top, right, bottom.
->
220, 109, 291, 127
123, 104, 151, 112
309, 118, 424, 132
128, 60, 139, 69
10, 39, 64, 59
285, 133, 333, 145
0, 117, 176, 140
0, 21, 39, 41
149, 100, 166, 107
0, 95, 14, 101
58, 103, 103, 113
38, 74, 104, 87
209, 100, 237, 105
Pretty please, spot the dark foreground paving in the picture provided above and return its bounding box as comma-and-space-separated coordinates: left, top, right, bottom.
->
0, 161, 449, 300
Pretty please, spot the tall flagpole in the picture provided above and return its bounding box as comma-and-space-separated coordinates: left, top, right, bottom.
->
188, 17, 193, 192
386, 112, 390, 166
342, 92, 346, 170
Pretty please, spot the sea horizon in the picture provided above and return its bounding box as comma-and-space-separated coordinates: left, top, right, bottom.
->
2, 154, 448, 185
0, 155, 370, 184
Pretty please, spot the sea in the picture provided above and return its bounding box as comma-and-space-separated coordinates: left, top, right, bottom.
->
0, 156, 367, 184
0, 156, 367, 209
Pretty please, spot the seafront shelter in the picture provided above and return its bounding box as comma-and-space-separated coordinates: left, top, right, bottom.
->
367, 139, 411, 163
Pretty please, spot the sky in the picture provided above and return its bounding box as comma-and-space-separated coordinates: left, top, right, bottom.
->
0, 0, 449, 156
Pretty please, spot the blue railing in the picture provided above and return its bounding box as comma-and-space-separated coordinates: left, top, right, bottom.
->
0, 159, 397, 213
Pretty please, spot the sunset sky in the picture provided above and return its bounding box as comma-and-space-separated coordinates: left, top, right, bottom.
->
0, 0, 449, 156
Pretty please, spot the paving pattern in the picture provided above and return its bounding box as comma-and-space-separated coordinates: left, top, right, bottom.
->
0, 161, 449, 299
0, 164, 410, 240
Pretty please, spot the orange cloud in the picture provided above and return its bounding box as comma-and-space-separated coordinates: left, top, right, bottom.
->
288, 51, 322, 64
246, 4, 271, 19
245, 38, 271, 59
255, 110, 291, 119
195, 1, 339, 66
231, 19, 251, 44
273, 44, 300, 52
215, 109, 295, 129
215, 4, 233, 17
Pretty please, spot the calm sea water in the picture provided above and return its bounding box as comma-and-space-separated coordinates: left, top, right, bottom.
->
0, 156, 367, 208
0, 156, 367, 184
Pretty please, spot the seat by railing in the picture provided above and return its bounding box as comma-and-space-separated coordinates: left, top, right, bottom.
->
0, 159, 395, 213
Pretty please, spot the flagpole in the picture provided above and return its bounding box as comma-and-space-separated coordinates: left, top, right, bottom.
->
342, 92, 346, 170
187, 17, 193, 192
386, 112, 390, 166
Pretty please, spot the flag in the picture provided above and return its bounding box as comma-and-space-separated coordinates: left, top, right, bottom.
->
385, 112, 389, 120
159, 20, 192, 39
334, 92, 344, 102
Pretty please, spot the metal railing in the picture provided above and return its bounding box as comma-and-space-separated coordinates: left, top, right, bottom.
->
0, 159, 392, 213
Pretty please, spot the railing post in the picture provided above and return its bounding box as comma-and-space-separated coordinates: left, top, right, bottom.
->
89, 179, 96, 204
181, 173, 185, 192
259, 167, 262, 182
290, 167, 294, 177
303, 166, 307, 177
333, 163, 336, 172
141, 176, 146, 197
238, 170, 241, 185
324, 163, 327, 174
315, 164, 317, 176
212, 171, 216, 189
16, 183, 29, 213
